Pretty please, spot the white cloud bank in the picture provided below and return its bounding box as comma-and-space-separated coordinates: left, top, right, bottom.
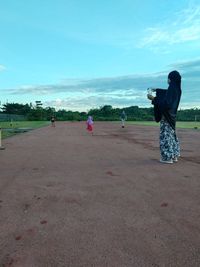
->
139, 4, 200, 48
3, 58, 200, 111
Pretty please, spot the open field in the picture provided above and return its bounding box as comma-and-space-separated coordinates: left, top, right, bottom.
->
127, 120, 200, 129
0, 122, 200, 266
0, 121, 49, 138
1, 120, 199, 140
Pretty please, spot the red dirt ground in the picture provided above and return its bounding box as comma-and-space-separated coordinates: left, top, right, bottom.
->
0, 122, 200, 267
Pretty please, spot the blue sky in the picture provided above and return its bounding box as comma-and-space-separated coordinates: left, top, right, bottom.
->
0, 0, 200, 111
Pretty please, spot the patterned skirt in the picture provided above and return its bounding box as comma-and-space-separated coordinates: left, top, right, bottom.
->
160, 120, 180, 161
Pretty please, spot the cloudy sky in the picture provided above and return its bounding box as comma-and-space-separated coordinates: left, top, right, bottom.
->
0, 0, 200, 111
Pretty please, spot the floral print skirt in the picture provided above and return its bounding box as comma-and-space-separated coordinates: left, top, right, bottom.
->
160, 120, 180, 161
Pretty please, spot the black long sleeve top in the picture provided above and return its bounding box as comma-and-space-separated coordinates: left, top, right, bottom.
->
152, 84, 181, 130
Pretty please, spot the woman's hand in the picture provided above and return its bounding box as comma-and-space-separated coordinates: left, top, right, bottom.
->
147, 94, 155, 101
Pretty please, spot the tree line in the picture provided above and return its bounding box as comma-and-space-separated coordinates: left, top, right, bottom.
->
0, 102, 200, 121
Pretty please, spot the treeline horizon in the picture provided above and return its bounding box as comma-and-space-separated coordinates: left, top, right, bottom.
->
1, 102, 200, 122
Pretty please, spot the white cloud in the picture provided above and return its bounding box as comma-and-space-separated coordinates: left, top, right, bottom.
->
9, 72, 166, 96
4, 58, 200, 110
139, 4, 200, 49
44, 94, 147, 112
0, 65, 6, 71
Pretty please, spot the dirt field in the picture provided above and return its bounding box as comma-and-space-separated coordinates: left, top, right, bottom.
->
0, 122, 200, 267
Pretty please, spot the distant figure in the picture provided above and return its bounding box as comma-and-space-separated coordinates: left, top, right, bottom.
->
51, 116, 55, 127
10, 119, 13, 127
147, 70, 182, 164
86, 116, 94, 134
120, 110, 127, 128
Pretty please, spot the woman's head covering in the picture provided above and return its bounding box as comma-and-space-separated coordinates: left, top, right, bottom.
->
87, 116, 93, 124
152, 70, 182, 130
163, 70, 182, 129
168, 70, 181, 90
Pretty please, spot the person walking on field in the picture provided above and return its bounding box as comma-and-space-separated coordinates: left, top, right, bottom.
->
86, 116, 94, 135
147, 70, 182, 164
120, 110, 127, 128
51, 116, 56, 127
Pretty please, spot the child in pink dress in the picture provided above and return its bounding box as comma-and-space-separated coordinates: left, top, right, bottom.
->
86, 116, 94, 134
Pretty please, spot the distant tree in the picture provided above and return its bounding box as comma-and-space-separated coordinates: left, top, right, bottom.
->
27, 108, 43, 120
1, 101, 199, 122
100, 105, 113, 116
2, 103, 31, 115
45, 107, 56, 120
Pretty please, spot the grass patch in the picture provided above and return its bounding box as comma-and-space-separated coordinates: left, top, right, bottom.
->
127, 121, 158, 127
0, 121, 50, 139
127, 121, 200, 129
176, 121, 200, 129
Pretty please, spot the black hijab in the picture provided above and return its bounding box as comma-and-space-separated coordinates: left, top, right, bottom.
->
153, 70, 182, 130
166, 70, 181, 111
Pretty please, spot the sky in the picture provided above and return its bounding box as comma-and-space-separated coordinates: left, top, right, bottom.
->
0, 0, 200, 111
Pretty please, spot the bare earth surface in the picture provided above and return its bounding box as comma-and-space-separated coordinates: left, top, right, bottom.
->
0, 122, 200, 267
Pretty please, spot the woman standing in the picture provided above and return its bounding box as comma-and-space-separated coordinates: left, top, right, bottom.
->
120, 110, 127, 128
147, 71, 182, 164
51, 116, 56, 127
86, 116, 94, 135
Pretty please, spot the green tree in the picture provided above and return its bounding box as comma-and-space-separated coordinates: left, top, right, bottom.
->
2, 103, 31, 115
